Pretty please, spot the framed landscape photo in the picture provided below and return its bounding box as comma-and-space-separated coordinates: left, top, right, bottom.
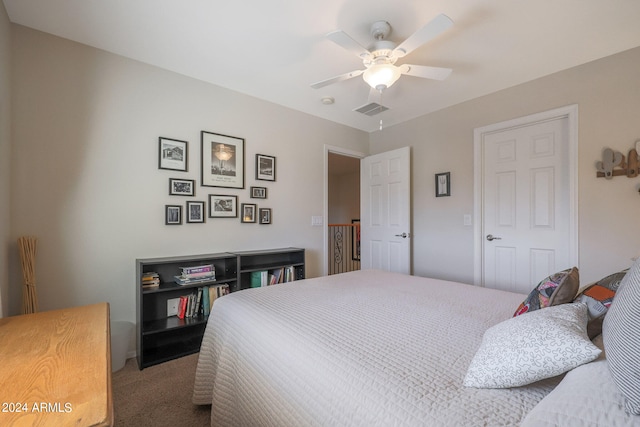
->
209, 195, 237, 218
435, 172, 451, 197
186, 201, 205, 223
241, 203, 257, 223
159, 137, 188, 172
259, 208, 271, 224
250, 186, 267, 199
169, 178, 195, 196
165, 205, 182, 225
201, 131, 245, 189
256, 154, 276, 181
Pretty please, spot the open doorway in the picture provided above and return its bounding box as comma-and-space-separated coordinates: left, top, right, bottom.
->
326, 149, 362, 275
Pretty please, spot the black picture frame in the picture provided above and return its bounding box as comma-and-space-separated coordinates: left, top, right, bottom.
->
186, 201, 205, 223
250, 186, 267, 199
208, 195, 238, 218
259, 208, 271, 224
352, 219, 360, 261
435, 172, 451, 197
241, 203, 257, 223
256, 154, 276, 181
165, 205, 182, 225
159, 137, 188, 172
201, 131, 245, 189
169, 178, 195, 196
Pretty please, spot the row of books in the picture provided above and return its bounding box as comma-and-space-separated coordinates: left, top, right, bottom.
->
176, 284, 229, 319
250, 266, 297, 288
174, 264, 216, 285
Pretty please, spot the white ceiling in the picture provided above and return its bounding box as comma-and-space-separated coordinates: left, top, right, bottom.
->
4, 0, 640, 132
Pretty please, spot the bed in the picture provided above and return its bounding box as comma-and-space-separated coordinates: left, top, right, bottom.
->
192, 268, 640, 426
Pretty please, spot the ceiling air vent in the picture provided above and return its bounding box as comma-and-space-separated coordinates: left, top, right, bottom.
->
353, 102, 389, 116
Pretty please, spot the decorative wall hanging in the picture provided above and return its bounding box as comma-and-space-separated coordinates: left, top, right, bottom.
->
169, 178, 195, 196
256, 154, 276, 181
159, 137, 188, 172
186, 201, 206, 223
251, 186, 267, 199
241, 203, 257, 223
435, 172, 451, 197
165, 205, 182, 225
596, 140, 640, 179
208, 195, 238, 218
201, 131, 245, 189
259, 208, 272, 224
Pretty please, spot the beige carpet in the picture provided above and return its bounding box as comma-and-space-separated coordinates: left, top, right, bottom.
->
112, 353, 211, 426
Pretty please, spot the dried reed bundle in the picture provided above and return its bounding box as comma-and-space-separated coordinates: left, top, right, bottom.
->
18, 236, 38, 314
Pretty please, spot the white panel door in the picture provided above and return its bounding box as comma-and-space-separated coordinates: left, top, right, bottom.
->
482, 117, 571, 293
360, 147, 411, 274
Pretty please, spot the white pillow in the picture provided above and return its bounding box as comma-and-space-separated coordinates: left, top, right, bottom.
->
464, 302, 601, 388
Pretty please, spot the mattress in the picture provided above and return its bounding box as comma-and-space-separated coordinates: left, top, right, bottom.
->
193, 269, 562, 426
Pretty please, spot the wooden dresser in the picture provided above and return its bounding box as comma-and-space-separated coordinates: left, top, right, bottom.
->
0, 303, 113, 426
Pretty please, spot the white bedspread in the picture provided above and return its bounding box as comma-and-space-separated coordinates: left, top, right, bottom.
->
193, 270, 561, 426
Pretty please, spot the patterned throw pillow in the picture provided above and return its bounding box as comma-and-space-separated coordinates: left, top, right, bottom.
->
513, 267, 579, 317
574, 270, 626, 339
603, 259, 640, 415
464, 302, 601, 388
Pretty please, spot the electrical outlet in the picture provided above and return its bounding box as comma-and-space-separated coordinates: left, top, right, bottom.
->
167, 298, 180, 317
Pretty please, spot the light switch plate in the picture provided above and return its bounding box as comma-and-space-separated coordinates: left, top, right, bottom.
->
311, 216, 323, 226
167, 298, 180, 317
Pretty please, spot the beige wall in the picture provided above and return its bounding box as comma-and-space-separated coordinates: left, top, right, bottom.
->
370, 46, 640, 286
0, 4, 11, 317
9, 25, 369, 321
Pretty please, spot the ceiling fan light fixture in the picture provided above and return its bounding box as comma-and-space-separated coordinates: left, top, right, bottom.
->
363, 63, 401, 91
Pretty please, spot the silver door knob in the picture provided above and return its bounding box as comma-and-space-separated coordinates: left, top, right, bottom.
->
395, 232, 408, 238
486, 234, 502, 241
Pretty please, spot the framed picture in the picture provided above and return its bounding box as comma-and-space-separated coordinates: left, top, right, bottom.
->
208, 195, 237, 218
165, 205, 182, 225
186, 201, 205, 223
169, 178, 195, 196
159, 137, 188, 172
201, 131, 245, 189
256, 154, 276, 181
435, 172, 451, 197
250, 186, 267, 199
259, 208, 271, 224
351, 219, 360, 261
241, 203, 257, 223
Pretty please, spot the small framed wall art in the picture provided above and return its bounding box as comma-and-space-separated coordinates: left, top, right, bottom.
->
186, 201, 205, 223
241, 203, 257, 223
201, 131, 245, 189
159, 137, 188, 172
169, 178, 195, 196
209, 195, 237, 218
256, 154, 276, 181
165, 205, 182, 225
435, 172, 451, 197
250, 186, 267, 199
259, 208, 271, 224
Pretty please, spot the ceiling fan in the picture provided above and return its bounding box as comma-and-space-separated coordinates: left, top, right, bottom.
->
311, 14, 453, 93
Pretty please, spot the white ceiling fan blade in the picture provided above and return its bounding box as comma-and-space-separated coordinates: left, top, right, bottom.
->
399, 64, 452, 81
310, 69, 364, 89
393, 13, 453, 58
326, 30, 372, 60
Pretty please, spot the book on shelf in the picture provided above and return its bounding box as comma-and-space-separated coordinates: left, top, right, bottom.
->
141, 271, 160, 288
175, 284, 229, 320
174, 274, 216, 286
251, 271, 268, 287
180, 264, 214, 276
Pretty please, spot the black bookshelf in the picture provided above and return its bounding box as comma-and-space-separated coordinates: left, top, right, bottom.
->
136, 252, 237, 369
136, 248, 305, 369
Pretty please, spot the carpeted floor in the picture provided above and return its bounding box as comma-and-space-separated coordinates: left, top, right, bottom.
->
111, 353, 211, 426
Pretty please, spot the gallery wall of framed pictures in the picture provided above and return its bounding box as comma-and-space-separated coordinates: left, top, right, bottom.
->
157, 132, 275, 226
